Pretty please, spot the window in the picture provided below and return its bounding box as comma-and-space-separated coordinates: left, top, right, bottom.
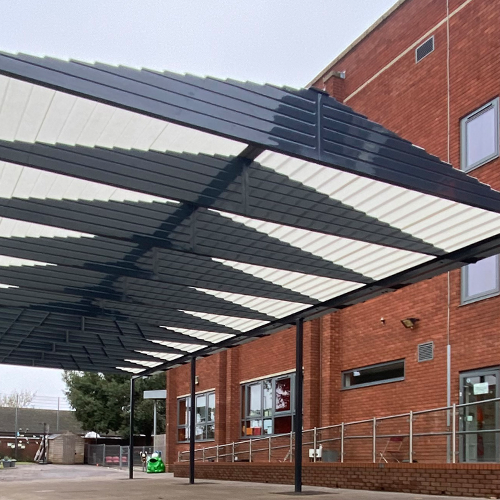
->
342, 360, 405, 389
241, 374, 294, 437
461, 98, 499, 172
461, 255, 500, 304
177, 391, 215, 442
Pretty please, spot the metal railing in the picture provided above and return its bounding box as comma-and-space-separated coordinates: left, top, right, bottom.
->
179, 397, 500, 464
87, 444, 167, 468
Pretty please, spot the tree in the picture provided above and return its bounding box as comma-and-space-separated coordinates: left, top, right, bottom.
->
0, 390, 36, 408
63, 371, 165, 439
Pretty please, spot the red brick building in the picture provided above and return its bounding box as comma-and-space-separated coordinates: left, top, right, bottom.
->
166, 0, 500, 468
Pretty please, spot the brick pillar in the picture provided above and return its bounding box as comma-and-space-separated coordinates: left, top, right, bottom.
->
303, 318, 321, 430
225, 348, 241, 446
216, 351, 228, 446
320, 312, 342, 427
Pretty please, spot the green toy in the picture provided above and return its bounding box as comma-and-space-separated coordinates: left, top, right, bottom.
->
147, 452, 165, 473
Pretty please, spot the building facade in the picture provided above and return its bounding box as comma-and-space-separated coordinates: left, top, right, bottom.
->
166, 0, 500, 467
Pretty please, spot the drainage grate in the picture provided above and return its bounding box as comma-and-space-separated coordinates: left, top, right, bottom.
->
416, 36, 434, 62
418, 341, 434, 362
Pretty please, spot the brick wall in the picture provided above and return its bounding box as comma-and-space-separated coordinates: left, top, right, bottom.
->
165, 0, 500, 473
173, 462, 500, 498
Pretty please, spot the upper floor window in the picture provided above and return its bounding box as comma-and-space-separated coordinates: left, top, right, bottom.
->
461, 98, 499, 172
241, 373, 295, 437
177, 391, 215, 442
461, 255, 500, 304
342, 359, 405, 390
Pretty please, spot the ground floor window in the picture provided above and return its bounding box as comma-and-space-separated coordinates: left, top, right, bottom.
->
342, 359, 405, 389
178, 391, 215, 442
241, 373, 295, 437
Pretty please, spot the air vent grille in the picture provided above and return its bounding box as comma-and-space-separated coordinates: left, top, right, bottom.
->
416, 36, 434, 63
418, 342, 434, 362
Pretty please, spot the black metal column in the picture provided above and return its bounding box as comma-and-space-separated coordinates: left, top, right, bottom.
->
294, 318, 304, 493
129, 376, 135, 479
189, 356, 196, 484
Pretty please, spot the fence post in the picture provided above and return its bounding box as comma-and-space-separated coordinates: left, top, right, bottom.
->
289, 430, 293, 462
372, 417, 376, 463
268, 436, 271, 462
249, 438, 252, 462
409, 411, 413, 463
119, 446, 122, 470
341, 423, 344, 463
452, 403, 456, 464
103, 444, 106, 466
313, 427, 317, 462
232, 442, 235, 462
202, 448, 205, 462
216, 445, 219, 463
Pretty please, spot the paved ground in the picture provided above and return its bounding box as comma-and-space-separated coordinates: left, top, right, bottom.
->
0, 464, 487, 500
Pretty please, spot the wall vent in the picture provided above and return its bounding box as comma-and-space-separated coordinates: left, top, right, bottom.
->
418, 342, 434, 362
415, 36, 434, 63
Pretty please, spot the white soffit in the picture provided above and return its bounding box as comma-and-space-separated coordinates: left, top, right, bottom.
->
213, 210, 432, 280
192, 287, 310, 318
116, 366, 144, 374
212, 258, 363, 301
136, 351, 184, 361
257, 152, 500, 253
0, 75, 247, 157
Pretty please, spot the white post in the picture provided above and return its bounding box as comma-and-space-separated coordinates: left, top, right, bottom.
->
409, 411, 413, 463
313, 427, 317, 462
341, 423, 344, 463
452, 403, 456, 464
216, 445, 219, 463
232, 442, 235, 462
153, 400, 157, 438
290, 431, 293, 462
202, 448, 205, 462
372, 417, 376, 463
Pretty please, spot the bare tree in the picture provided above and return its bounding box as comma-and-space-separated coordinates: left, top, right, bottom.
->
0, 390, 37, 408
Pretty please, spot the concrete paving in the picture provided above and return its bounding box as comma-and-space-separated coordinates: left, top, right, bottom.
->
0, 464, 487, 500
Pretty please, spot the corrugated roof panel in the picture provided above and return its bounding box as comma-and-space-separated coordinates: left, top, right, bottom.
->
0, 217, 93, 239
213, 258, 363, 301
258, 151, 500, 254
0, 75, 247, 157
180, 310, 269, 333
214, 211, 432, 280
192, 287, 310, 319
161, 327, 235, 344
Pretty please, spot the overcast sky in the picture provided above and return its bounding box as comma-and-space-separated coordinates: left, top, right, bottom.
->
0, 0, 397, 399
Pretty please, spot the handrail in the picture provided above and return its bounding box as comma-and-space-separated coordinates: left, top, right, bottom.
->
180, 396, 500, 463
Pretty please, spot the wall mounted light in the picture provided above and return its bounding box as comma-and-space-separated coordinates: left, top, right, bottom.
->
401, 318, 419, 329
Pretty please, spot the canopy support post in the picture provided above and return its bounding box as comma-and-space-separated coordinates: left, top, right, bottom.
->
129, 376, 135, 479
189, 356, 196, 484
295, 317, 304, 493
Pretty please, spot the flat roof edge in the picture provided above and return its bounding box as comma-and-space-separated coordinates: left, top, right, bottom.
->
306, 0, 409, 88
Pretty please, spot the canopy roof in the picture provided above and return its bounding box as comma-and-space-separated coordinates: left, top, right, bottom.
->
0, 52, 499, 374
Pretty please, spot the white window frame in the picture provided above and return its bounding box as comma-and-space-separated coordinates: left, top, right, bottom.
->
461, 254, 500, 305
460, 98, 499, 172
177, 390, 215, 443
241, 373, 295, 438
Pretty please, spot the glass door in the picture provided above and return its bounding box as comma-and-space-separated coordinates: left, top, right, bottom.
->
459, 369, 499, 462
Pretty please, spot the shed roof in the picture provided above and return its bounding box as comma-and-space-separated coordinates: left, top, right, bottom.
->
0, 52, 499, 374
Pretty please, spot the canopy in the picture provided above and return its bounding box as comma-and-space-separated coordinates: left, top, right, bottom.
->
0, 52, 499, 374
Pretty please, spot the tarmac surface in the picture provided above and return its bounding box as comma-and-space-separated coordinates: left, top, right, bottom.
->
0, 464, 487, 500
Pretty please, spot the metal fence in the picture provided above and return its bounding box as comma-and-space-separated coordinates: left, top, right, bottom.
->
87, 443, 167, 469
179, 397, 500, 464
